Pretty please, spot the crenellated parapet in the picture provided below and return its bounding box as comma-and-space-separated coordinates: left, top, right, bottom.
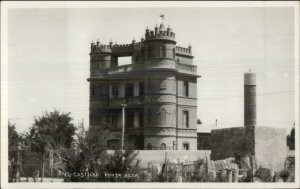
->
90, 42, 112, 53
175, 45, 192, 56
90, 40, 143, 56
144, 25, 176, 42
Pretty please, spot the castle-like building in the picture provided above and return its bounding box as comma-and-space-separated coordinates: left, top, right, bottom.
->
87, 16, 200, 150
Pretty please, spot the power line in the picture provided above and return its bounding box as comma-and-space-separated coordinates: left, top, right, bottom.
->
198, 90, 294, 100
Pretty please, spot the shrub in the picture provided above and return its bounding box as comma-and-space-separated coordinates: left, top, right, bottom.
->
279, 170, 290, 182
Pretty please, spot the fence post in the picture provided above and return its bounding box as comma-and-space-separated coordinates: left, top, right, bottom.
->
232, 170, 238, 182
227, 169, 233, 182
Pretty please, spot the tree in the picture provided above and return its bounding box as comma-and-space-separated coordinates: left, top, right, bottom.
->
8, 121, 19, 161
197, 119, 202, 125
27, 110, 76, 182
63, 123, 140, 182
287, 126, 295, 150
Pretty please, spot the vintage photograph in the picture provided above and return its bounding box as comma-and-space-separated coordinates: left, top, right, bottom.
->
1, 1, 299, 188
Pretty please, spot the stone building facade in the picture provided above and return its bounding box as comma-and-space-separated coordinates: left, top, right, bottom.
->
87, 16, 199, 150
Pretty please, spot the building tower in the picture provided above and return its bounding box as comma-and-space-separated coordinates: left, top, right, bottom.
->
244, 71, 256, 127
244, 71, 256, 156
88, 15, 199, 150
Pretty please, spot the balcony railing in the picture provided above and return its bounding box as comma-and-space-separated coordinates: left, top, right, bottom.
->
176, 63, 197, 75
109, 96, 144, 107
109, 64, 132, 74
91, 62, 197, 77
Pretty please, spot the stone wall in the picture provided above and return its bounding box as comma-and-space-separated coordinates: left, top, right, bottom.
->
255, 127, 287, 171
197, 133, 211, 150
133, 150, 211, 168
210, 127, 245, 160
210, 126, 288, 172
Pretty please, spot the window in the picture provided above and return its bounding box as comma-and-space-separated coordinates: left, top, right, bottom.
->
139, 111, 144, 127
126, 83, 134, 97
183, 143, 189, 150
147, 143, 152, 150
160, 143, 166, 150
126, 110, 134, 128
162, 46, 166, 58
183, 111, 189, 128
183, 81, 189, 97
139, 82, 144, 96
112, 84, 118, 98
160, 80, 166, 89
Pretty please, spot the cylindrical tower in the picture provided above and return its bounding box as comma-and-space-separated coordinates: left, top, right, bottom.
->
90, 41, 112, 77
143, 17, 178, 150
244, 72, 256, 127
89, 41, 112, 132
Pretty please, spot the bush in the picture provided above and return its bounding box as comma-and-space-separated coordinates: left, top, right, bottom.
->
279, 170, 290, 182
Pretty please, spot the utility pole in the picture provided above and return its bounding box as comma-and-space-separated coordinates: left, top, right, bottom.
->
121, 103, 127, 151
121, 103, 127, 182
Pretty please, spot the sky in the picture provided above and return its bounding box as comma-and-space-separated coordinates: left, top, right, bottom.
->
6, 6, 296, 133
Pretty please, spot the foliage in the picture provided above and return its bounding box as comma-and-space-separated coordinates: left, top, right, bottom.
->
190, 159, 210, 182
28, 110, 76, 154
63, 124, 141, 182
24, 110, 76, 181
279, 169, 290, 182
255, 167, 273, 182
8, 121, 19, 161
287, 126, 295, 150
197, 119, 202, 125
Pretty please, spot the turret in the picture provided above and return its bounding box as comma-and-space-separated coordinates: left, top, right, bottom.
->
89, 40, 112, 77
155, 25, 158, 36
188, 44, 192, 54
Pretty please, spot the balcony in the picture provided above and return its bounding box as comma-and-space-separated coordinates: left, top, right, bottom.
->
109, 96, 144, 107
90, 62, 197, 78
109, 64, 132, 74
176, 63, 197, 75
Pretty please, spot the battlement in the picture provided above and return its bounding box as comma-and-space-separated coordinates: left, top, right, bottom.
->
90, 42, 112, 53
144, 25, 175, 42
175, 45, 192, 56
90, 40, 143, 54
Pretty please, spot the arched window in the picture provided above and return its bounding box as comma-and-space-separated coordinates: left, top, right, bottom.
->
147, 143, 152, 150
160, 143, 166, 150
